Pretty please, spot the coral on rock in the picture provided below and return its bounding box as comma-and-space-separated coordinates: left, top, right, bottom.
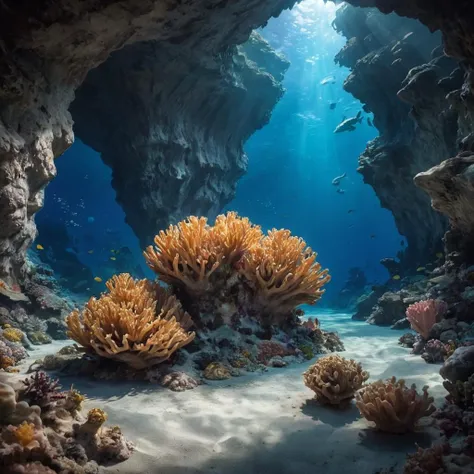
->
303, 355, 369, 407
421, 339, 448, 364
203, 362, 231, 381
443, 374, 474, 409
356, 376, 435, 433
406, 299, 448, 340
67, 273, 195, 370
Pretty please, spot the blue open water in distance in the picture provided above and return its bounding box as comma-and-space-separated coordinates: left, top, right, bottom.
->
35, 0, 402, 301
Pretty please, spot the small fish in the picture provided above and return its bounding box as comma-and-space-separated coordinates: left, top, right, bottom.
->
401, 240, 405, 247
436, 252, 444, 258
87, 216, 95, 223
320, 75, 336, 86
336, 188, 345, 194
88, 250, 94, 254
36, 244, 44, 250
110, 257, 117, 261
348, 209, 355, 214
329, 102, 337, 110
392, 275, 401, 280
94, 277, 103, 283
367, 118, 373, 127
332, 173, 347, 186
370, 234, 376, 239
416, 267, 425, 272
334, 111, 363, 133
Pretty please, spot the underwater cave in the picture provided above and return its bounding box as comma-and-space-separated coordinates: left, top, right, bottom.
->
1, 0, 474, 473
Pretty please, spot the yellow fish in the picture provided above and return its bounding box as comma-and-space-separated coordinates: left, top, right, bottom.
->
436, 252, 444, 258
94, 277, 103, 283
392, 275, 401, 280
110, 257, 116, 261
88, 250, 94, 254
416, 267, 425, 272
36, 244, 44, 250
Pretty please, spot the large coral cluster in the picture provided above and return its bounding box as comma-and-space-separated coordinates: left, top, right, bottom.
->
67, 273, 195, 370
144, 212, 330, 325
65, 213, 338, 379
0, 375, 132, 473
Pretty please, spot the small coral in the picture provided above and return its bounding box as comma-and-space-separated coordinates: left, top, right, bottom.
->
64, 387, 85, 413
13, 421, 36, 447
303, 355, 369, 407
203, 362, 231, 380
298, 344, 314, 360
1, 354, 15, 370
399, 333, 416, 348
422, 339, 447, 363
356, 376, 436, 433
22, 371, 64, 407
160, 371, 200, 392
87, 408, 108, 426
443, 374, 474, 408
302, 317, 320, 331
257, 341, 295, 365
2, 326, 24, 343
403, 445, 446, 474
28, 331, 52, 345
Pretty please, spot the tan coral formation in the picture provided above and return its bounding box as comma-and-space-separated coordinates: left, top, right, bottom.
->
67, 273, 195, 370
303, 355, 369, 407
356, 376, 436, 433
242, 229, 331, 317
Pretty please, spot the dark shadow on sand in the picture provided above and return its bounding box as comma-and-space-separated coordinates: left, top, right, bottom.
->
300, 398, 361, 427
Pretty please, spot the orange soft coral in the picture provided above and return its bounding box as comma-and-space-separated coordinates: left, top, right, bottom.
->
241, 229, 330, 319
67, 273, 195, 370
13, 421, 36, 447
144, 212, 261, 294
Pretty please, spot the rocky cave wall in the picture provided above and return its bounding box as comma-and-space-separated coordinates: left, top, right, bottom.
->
333, 4, 463, 268
70, 33, 288, 247
0, 0, 297, 286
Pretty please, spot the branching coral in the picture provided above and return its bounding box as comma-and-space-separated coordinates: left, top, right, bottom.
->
144, 212, 262, 294
67, 273, 195, 369
21, 372, 65, 407
242, 229, 330, 319
356, 376, 436, 433
303, 355, 369, 407
444, 374, 474, 408
406, 299, 448, 339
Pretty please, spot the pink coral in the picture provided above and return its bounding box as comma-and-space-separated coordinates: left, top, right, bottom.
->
257, 341, 295, 365
406, 299, 447, 340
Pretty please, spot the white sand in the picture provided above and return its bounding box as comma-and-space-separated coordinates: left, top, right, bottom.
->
21, 312, 447, 474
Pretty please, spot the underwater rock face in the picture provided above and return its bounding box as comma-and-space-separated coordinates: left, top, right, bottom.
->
334, 5, 461, 267
71, 33, 289, 246
0, 0, 296, 284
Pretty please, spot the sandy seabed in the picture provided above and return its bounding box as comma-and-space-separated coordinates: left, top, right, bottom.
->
22, 312, 446, 474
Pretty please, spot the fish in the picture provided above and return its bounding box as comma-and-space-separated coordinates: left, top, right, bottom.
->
370, 234, 376, 239
348, 209, 355, 214
94, 277, 103, 283
402, 32, 414, 41
110, 257, 117, 261
88, 250, 94, 254
320, 75, 336, 86
336, 188, 345, 194
416, 267, 425, 272
392, 275, 401, 280
367, 118, 373, 127
332, 173, 346, 186
87, 216, 95, 223
436, 252, 444, 258
329, 102, 337, 110
36, 244, 44, 250
334, 111, 363, 133
401, 240, 405, 247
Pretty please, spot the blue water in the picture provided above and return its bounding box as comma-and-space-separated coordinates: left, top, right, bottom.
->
34, 0, 401, 300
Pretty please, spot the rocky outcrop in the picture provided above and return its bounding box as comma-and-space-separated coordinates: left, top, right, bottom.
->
0, 0, 296, 286
415, 154, 474, 267
334, 5, 463, 267
71, 33, 288, 246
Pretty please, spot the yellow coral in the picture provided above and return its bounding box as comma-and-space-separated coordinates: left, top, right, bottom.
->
13, 421, 36, 447
2, 327, 23, 342
144, 212, 262, 294
0, 355, 15, 370
303, 355, 369, 406
66, 387, 85, 412
66, 273, 195, 370
356, 376, 435, 433
242, 229, 330, 318
203, 362, 231, 380
87, 408, 107, 425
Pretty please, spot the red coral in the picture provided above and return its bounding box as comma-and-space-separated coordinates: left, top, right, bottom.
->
257, 341, 295, 365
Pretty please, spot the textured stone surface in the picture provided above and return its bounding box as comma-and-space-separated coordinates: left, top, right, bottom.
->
334, 5, 462, 267
0, 0, 296, 285
367, 291, 408, 326
71, 33, 289, 246
440, 346, 474, 383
